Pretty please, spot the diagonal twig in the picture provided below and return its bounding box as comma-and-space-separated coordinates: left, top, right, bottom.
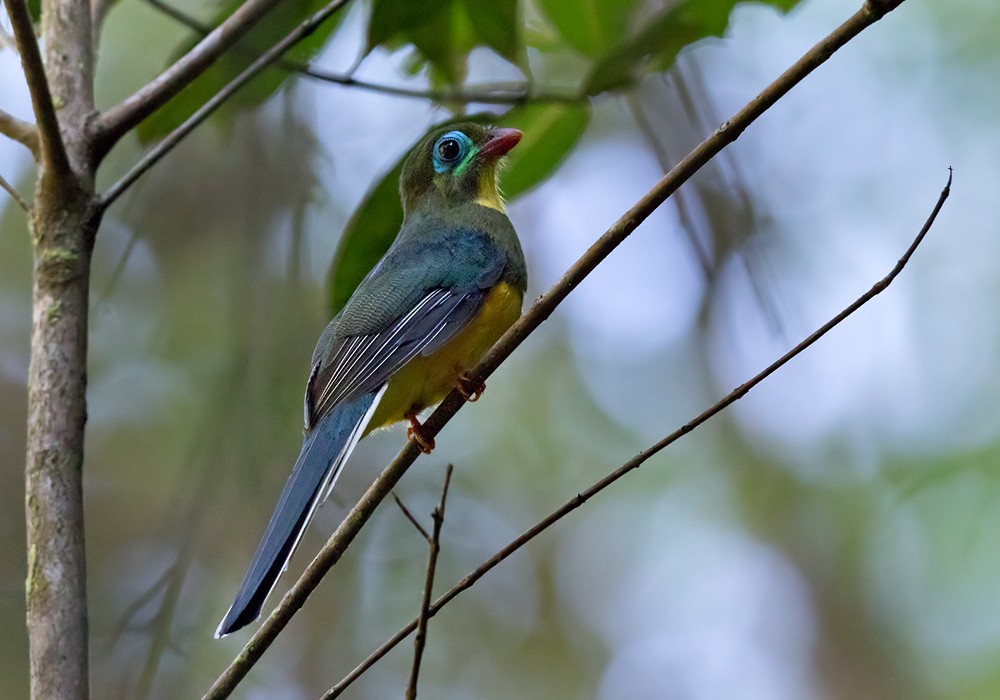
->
0, 171, 30, 212
99, 0, 352, 210
1, 0, 70, 176
393, 493, 431, 542
0, 108, 39, 158
94, 0, 284, 155
203, 2, 909, 697
325, 167, 952, 697
406, 465, 453, 700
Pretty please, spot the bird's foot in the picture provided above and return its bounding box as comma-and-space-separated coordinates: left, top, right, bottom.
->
457, 371, 485, 402
406, 414, 435, 454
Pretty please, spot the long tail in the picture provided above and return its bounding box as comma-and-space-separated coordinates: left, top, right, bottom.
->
215, 386, 385, 638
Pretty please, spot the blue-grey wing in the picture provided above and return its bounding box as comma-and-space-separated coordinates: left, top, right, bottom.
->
305, 287, 485, 429
304, 226, 507, 429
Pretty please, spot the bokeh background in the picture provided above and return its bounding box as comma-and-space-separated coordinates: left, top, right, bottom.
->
2, 0, 998, 697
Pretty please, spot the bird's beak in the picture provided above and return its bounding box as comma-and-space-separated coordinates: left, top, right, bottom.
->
478, 128, 523, 161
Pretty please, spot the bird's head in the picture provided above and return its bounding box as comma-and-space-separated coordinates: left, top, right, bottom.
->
400, 123, 523, 215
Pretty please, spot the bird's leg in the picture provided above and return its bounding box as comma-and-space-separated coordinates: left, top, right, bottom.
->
456, 371, 485, 402
406, 412, 435, 454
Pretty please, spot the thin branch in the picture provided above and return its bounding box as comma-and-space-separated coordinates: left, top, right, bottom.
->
143, 0, 576, 106
94, 0, 284, 154
0, 108, 40, 158
203, 2, 908, 697
2, 0, 70, 175
326, 167, 952, 697
407, 464, 452, 700
393, 493, 430, 542
0, 171, 30, 212
99, 0, 352, 210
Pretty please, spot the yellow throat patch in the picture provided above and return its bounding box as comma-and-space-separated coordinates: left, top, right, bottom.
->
475, 167, 505, 212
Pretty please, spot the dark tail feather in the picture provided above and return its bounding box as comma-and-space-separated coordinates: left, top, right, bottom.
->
215, 390, 381, 638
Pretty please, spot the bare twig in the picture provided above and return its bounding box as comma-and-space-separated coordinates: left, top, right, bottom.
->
0, 109, 40, 158
203, 2, 908, 697
393, 494, 430, 542
143, 0, 575, 106
0, 171, 29, 212
406, 465, 453, 700
326, 167, 952, 697
99, 0, 352, 209
94, 0, 283, 155
1, 0, 70, 177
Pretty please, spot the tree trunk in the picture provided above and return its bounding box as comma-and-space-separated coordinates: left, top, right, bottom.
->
22, 0, 98, 696
25, 184, 98, 699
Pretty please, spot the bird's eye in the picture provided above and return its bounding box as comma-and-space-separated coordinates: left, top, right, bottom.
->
432, 131, 472, 173
437, 138, 461, 162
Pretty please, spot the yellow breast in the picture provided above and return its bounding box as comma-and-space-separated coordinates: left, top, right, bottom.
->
365, 281, 523, 433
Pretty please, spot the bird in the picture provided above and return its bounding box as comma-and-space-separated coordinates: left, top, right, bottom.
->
215, 123, 527, 637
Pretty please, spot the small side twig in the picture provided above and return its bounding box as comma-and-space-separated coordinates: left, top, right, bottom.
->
0, 171, 30, 212
99, 0, 352, 210
324, 167, 952, 698
1, 0, 70, 176
393, 493, 430, 542
0, 109, 39, 158
406, 464, 453, 700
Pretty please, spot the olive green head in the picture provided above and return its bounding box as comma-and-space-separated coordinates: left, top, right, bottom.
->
399, 122, 522, 215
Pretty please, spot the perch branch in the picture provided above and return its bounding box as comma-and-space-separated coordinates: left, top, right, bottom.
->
204, 1, 908, 697
326, 167, 951, 697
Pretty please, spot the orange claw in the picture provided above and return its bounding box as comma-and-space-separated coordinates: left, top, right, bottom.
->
406, 413, 435, 454
457, 371, 485, 402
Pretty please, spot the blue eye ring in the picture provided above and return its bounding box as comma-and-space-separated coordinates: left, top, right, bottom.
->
432, 131, 473, 172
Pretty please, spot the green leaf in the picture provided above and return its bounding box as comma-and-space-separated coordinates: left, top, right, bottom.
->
585, 0, 802, 95
137, 0, 343, 143
26, 0, 41, 23
326, 103, 589, 314
537, 0, 639, 57
461, 0, 522, 66
366, 0, 523, 86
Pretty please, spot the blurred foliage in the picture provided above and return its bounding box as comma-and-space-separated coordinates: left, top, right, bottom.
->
136, 0, 344, 142
367, 0, 523, 84
585, 0, 800, 94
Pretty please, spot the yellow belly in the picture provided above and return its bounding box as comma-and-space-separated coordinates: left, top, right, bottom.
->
365, 281, 522, 433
